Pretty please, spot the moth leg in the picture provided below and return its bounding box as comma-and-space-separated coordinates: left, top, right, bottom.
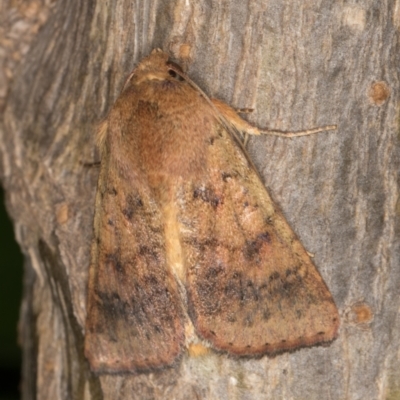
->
211, 98, 337, 145
235, 109, 254, 146
235, 107, 254, 114
187, 343, 211, 358
211, 98, 260, 136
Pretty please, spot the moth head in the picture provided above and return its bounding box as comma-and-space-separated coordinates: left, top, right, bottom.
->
123, 49, 185, 90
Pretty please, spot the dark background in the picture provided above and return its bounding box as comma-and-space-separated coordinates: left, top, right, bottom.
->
0, 187, 23, 400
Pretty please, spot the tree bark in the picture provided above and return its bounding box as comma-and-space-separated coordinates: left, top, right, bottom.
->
1, 0, 399, 399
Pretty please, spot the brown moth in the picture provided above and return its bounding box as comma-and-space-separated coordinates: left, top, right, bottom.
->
84, 49, 340, 374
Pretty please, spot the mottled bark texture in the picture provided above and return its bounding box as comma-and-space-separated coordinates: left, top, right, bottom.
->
1, 0, 399, 399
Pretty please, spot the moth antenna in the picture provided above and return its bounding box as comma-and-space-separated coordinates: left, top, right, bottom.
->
96, 119, 109, 148
168, 60, 337, 140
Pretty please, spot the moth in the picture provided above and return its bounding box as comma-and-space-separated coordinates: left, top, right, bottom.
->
85, 49, 339, 373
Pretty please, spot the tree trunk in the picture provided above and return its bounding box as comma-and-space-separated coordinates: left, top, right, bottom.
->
1, 0, 399, 399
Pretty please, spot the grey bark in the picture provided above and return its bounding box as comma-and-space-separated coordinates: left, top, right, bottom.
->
1, 0, 399, 399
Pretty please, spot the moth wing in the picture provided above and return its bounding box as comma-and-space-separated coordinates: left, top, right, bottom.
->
180, 123, 339, 355
85, 126, 184, 373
